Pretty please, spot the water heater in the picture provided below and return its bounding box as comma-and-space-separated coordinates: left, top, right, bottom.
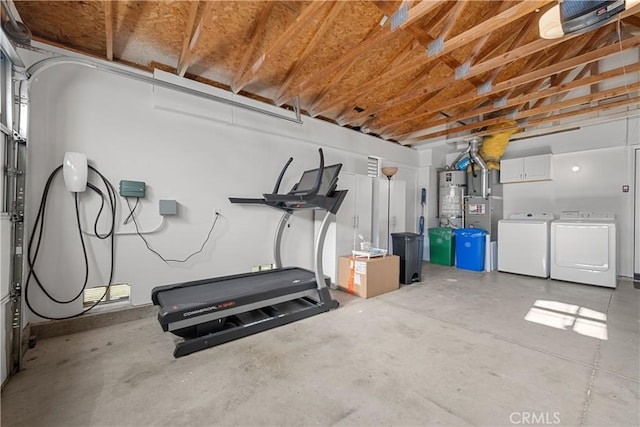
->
438, 170, 466, 228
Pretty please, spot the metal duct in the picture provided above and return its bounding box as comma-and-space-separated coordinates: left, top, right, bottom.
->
469, 136, 488, 198
449, 145, 470, 170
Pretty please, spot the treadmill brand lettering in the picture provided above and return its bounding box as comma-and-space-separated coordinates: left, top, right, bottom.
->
182, 301, 236, 317
183, 306, 218, 317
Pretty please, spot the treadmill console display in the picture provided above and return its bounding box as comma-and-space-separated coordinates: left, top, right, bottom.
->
290, 163, 342, 196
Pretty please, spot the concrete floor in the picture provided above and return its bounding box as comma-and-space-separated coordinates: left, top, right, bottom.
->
2, 264, 639, 426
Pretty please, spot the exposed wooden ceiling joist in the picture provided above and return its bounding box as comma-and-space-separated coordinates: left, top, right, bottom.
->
12, 0, 640, 147
177, 1, 215, 77
388, 36, 640, 140
103, 0, 113, 61
402, 88, 640, 145
233, 1, 326, 93
232, 1, 276, 93
274, 0, 346, 105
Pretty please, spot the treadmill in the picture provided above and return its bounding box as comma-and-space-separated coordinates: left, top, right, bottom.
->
151, 148, 347, 357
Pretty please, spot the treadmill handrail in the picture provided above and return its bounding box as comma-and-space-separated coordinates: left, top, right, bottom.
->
272, 157, 293, 195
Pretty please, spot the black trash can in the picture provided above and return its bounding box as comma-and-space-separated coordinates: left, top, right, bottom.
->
391, 232, 424, 284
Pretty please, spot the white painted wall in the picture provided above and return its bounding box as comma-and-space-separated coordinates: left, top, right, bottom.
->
21, 46, 419, 322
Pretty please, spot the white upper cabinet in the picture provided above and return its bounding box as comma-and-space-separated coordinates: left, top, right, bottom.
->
500, 154, 552, 183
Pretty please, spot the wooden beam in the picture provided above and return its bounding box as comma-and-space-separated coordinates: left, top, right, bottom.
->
177, 1, 215, 77
316, 1, 554, 119
307, 17, 406, 117
231, 2, 275, 93
391, 62, 640, 139
403, 95, 640, 145
465, 2, 514, 65
234, 1, 327, 93
333, 38, 418, 122
438, 0, 469, 40
393, 0, 445, 30
382, 11, 541, 135
273, 1, 346, 106
104, 0, 113, 61
277, 14, 395, 105
350, 30, 640, 122
429, 1, 552, 56
399, 82, 640, 142
176, 1, 200, 76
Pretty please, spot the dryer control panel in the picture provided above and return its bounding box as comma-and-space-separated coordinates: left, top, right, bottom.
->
559, 211, 615, 221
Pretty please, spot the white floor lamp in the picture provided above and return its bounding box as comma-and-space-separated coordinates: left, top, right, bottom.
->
381, 166, 398, 250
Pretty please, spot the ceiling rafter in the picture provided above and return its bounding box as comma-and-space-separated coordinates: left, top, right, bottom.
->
231, 2, 276, 93
427, 0, 551, 58
438, 0, 470, 40
176, 1, 200, 76
233, 1, 327, 93
386, 36, 640, 140
312, 4, 471, 119
276, 5, 398, 105
335, 58, 439, 125
103, 0, 114, 61
332, 40, 418, 123
465, 2, 515, 65
306, 19, 404, 117
337, 2, 555, 123
529, 27, 613, 108
374, 11, 538, 134
176, 1, 215, 77
366, 2, 515, 132
273, 1, 346, 106
346, 29, 613, 124
367, 5, 640, 127
402, 90, 640, 145
389, 0, 445, 30
402, 82, 640, 143
335, 6, 455, 124
319, 1, 510, 122
540, 63, 595, 110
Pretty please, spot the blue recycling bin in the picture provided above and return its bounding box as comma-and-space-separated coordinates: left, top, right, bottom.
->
454, 228, 487, 272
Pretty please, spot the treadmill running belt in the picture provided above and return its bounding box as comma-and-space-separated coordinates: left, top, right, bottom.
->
152, 267, 318, 325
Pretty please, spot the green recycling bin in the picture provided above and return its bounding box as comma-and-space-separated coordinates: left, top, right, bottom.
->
428, 227, 455, 266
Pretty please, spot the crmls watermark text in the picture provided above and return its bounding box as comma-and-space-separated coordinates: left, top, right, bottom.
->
510, 411, 561, 425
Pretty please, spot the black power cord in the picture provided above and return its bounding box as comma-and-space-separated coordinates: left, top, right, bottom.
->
25, 165, 117, 320
125, 197, 219, 264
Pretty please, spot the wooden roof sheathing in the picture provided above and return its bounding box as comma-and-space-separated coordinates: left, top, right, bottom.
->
11, 0, 640, 146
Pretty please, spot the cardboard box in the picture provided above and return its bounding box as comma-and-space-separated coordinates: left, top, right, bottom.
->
338, 255, 400, 298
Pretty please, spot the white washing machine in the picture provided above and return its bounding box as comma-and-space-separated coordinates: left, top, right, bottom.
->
551, 211, 617, 288
498, 213, 554, 278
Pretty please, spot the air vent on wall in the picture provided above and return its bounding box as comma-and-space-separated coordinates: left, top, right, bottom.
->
367, 156, 379, 178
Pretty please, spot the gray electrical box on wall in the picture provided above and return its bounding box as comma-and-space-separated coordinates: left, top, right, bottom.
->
159, 199, 177, 216
119, 180, 146, 198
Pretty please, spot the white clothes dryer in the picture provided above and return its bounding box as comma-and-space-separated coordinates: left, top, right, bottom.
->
551, 211, 617, 288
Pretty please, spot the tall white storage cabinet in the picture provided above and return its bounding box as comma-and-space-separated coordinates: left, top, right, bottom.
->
378, 178, 406, 251
319, 173, 373, 285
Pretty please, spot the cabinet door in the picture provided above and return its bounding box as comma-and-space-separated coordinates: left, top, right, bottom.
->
500, 158, 523, 183
355, 174, 373, 244
335, 173, 357, 258
523, 154, 551, 181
